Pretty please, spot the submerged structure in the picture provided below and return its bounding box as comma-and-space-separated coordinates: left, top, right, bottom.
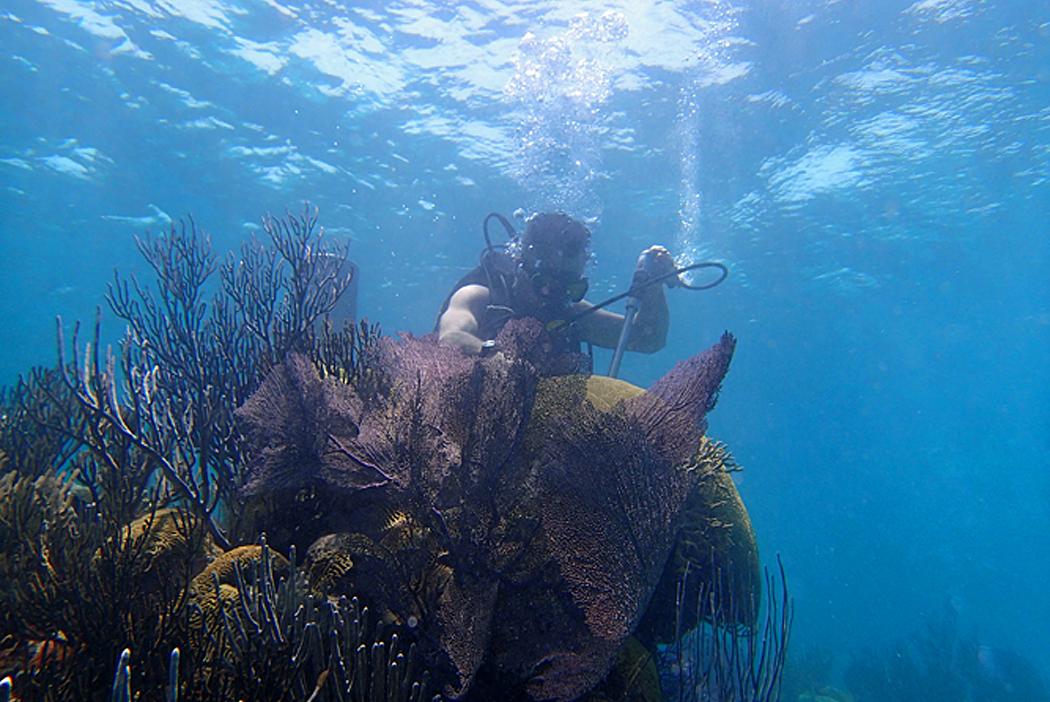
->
0, 212, 773, 702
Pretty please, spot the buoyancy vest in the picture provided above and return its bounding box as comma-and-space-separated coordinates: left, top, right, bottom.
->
435, 251, 583, 356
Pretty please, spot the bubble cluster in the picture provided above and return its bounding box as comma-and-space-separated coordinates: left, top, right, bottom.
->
671, 3, 740, 276
503, 11, 630, 220
568, 10, 629, 43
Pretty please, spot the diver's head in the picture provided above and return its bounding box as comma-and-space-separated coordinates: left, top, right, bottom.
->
517, 212, 591, 303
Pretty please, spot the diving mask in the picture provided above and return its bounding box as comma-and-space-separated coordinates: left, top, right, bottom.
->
529, 268, 589, 303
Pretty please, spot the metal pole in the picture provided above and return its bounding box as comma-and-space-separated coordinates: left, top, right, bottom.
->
607, 294, 640, 378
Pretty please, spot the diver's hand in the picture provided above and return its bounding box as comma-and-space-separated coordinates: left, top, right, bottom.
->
633, 245, 679, 289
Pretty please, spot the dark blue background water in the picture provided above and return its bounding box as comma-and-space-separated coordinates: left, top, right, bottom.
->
2, 0, 1048, 694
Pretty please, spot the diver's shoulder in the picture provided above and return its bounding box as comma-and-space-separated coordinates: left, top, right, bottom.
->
448, 283, 491, 309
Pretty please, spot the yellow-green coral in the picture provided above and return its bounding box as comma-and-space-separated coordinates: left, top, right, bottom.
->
583, 374, 647, 411
302, 534, 359, 594
117, 508, 222, 587
643, 435, 761, 633
0, 470, 78, 637
301, 521, 452, 634
188, 544, 291, 651
190, 544, 289, 592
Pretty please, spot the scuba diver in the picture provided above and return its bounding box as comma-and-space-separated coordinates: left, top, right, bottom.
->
436, 212, 680, 359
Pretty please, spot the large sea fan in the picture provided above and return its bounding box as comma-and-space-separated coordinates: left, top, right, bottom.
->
236, 319, 744, 701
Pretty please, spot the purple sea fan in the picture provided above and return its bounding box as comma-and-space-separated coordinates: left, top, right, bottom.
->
625, 331, 736, 467
489, 333, 738, 701
235, 353, 387, 496
236, 322, 742, 701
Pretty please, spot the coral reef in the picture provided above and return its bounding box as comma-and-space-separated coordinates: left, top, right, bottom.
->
235, 318, 754, 701
0, 210, 408, 701
79, 540, 428, 702
98, 209, 358, 548
0, 209, 769, 701
183, 540, 430, 702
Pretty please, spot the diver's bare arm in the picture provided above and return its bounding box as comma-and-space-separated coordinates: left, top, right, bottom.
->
438, 285, 491, 355
571, 302, 622, 349
573, 286, 668, 353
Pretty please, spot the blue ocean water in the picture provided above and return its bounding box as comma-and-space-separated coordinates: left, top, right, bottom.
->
1, 0, 1047, 697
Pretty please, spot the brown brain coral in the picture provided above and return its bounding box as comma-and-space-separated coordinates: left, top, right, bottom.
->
188, 544, 292, 653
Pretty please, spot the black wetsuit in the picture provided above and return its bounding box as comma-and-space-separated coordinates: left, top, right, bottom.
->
435, 255, 584, 358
